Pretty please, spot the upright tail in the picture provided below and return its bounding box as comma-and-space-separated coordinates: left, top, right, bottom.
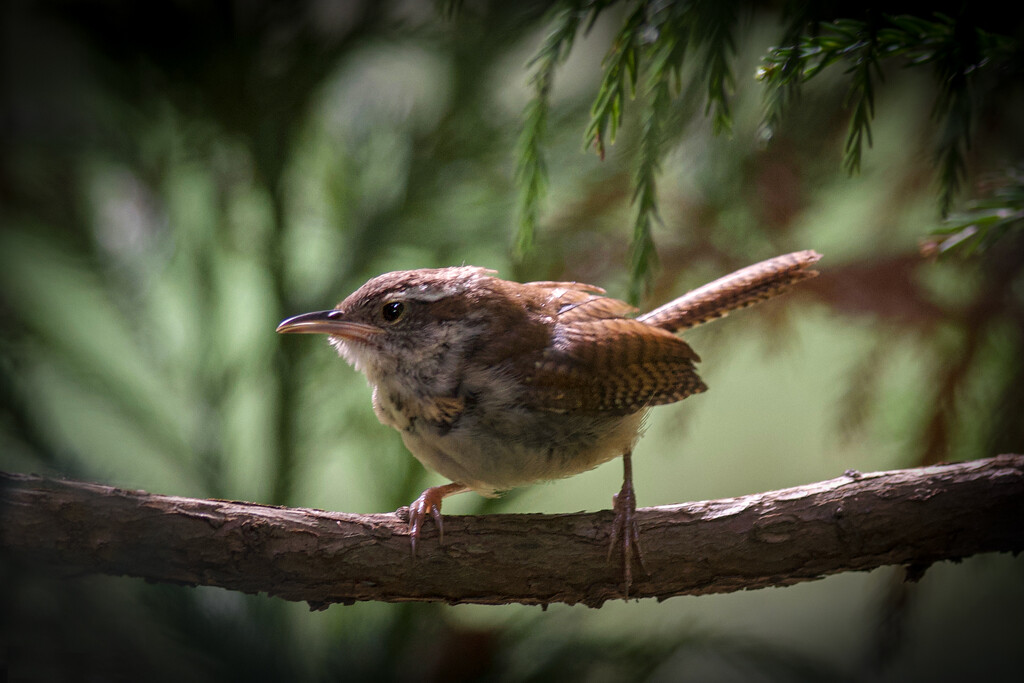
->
637, 250, 822, 333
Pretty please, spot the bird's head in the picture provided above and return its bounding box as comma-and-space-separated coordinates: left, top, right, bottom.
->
276, 266, 500, 379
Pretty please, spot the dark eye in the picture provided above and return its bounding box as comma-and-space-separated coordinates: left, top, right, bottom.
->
381, 301, 405, 322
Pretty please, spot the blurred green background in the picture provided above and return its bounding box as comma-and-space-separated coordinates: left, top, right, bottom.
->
2, 1, 1022, 681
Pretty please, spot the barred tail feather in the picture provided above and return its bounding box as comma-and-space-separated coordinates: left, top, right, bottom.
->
638, 251, 821, 333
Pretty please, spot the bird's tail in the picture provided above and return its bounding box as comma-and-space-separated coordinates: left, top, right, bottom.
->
637, 250, 822, 333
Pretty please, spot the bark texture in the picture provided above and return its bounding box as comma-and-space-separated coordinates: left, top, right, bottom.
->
2, 455, 1022, 608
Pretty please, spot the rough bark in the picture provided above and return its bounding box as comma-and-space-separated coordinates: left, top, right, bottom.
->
2, 455, 1022, 608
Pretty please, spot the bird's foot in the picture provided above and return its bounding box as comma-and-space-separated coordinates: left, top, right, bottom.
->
407, 482, 467, 557
607, 454, 647, 596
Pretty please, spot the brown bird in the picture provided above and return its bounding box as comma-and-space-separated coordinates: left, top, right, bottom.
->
277, 250, 821, 593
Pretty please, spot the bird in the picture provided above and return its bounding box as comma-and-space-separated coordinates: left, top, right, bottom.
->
277, 250, 821, 593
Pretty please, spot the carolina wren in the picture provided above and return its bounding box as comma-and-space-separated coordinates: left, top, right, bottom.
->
277, 250, 821, 592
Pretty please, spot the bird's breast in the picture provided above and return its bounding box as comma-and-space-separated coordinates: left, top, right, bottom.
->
373, 379, 646, 494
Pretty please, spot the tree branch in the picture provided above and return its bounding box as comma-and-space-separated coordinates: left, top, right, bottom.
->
2, 455, 1022, 608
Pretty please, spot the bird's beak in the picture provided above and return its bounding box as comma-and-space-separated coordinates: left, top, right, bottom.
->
275, 310, 381, 343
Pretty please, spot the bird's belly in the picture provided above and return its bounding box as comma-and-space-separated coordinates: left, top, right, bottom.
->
400, 409, 646, 495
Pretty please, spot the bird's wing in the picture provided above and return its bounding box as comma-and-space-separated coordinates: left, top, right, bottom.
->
519, 318, 706, 414
523, 281, 639, 322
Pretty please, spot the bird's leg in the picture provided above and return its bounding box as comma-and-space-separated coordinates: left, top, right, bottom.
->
408, 482, 468, 557
608, 450, 647, 595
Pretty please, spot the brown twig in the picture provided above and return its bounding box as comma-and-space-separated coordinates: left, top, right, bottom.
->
2, 455, 1022, 609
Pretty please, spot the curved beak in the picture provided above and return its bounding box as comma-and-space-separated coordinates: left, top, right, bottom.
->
275, 310, 381, 343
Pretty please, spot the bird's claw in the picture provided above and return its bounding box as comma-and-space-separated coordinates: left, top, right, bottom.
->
408, 490, 445, 558
608, 476, 647, 596
407, 483, 466, 557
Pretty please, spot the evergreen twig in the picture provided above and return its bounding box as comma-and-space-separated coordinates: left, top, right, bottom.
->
515, 2, 586, 255
759, 13, 1016, 214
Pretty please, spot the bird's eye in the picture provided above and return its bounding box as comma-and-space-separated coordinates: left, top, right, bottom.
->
381, 301, 405, 323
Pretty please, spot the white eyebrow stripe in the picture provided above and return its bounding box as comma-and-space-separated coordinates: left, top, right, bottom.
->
410, 286, 451, 301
